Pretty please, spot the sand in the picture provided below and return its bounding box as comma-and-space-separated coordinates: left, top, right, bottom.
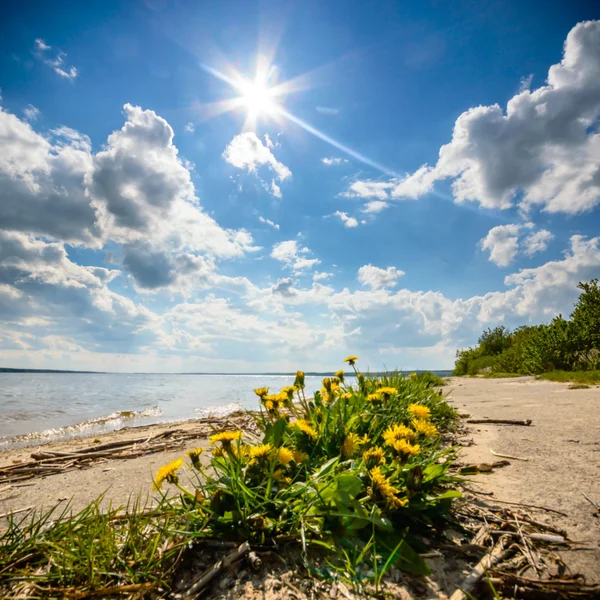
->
1, 376, 599, 593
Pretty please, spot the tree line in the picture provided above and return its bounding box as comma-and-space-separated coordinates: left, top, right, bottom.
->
454, 279, 600, 376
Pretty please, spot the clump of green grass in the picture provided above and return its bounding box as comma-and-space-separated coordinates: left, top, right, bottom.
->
0, 358, 461, 597
568, 383, 591, 390
410, 371, 447, 387
536, 370, 600, 385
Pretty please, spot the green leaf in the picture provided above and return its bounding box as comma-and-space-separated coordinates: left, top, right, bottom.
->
392, 539, 431, 576
263, 418, 288, 446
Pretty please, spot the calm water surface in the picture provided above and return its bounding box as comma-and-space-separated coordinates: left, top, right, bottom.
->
0, 373, 343, 447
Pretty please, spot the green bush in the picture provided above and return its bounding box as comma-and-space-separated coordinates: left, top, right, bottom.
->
454, 279, 600, 376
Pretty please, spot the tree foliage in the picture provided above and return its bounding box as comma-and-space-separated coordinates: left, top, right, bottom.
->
454, 280, 600, 375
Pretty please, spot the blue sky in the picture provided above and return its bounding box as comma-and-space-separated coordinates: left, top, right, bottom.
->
1, 0, 599, 372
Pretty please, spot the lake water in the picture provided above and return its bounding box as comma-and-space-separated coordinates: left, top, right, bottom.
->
0, 371, 451, 448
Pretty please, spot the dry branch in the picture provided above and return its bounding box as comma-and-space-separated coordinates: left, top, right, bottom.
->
181, 541, 250, 599
449, 537, 515, 600
467, 418, 532, 426
490, 448, 530, 461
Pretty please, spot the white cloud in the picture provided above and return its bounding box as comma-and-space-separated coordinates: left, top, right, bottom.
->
523, 229, 553, 256
342, 180, 394, 200
341, 21, 600, 216
480, 222, 553, 267
270, 179, 282, 199
362, 200, 389, 214
333, 211, 359, 228
322, 157, 348, 166
34, 39, 78, 80
480, 224, 522, 267
23, 105, 40, 121
271, 240, 320, 271
357, 265, 405, 290
223, 132, 291, 183
184, 122, 195, 133
313, 271, 333, 282
259, 216, 280, 230
264, 133, 274, 148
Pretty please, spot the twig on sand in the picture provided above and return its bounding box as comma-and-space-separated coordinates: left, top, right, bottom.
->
515, 514, 541, 576
181, 541, 250, 599
490, 448, 529, 461
483, 497, 568, 517
582, 492, 600, 515
449, 537, 514, 600
0, 505, 34, 519
467, 418, 532, 426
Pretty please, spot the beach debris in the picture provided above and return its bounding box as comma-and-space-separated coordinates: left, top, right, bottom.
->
181, 541, 250, 599
582, 492, 600, 517
467, 418, 533, 426
458, 460, 510, 474
490, 448, 530, 461
0, 417, 252, 485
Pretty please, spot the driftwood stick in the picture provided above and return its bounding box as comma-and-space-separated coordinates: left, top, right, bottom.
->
467, 418, 532, 426
486, 497, 568, 517
489, 531, 568, 544
490, 448, 529, 461
0, 506, 34, 519
182, 542, 250, 599
449, 538, 514, 600
582, 492, 599, 513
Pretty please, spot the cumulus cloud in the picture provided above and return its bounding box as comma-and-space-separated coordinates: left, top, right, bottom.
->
271, 240, 320, 271
313, 271, 332, 282
223, 132, 291, 185
333, 211, 359, 228
272, 277, 296, 297
342, 21, 600, 215
357, 265, 405, 290
184, 122, 195, 133
270, 179, 282, 199
322, 157, 348, 166
0, 106, 99, 244
342, 180, 394, 200
34, 38, 78, 79
362, 200, 389, 214
480, 223, 553, 267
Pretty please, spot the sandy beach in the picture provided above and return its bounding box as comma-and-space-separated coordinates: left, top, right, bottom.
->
1, 377, 599, 596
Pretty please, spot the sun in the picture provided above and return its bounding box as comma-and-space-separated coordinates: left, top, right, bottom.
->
239, 79, 277, 117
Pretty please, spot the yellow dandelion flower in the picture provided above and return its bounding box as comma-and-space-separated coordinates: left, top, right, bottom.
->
369, 466, 408, 509
186, 448, 203, 469
378, 387, 398, 396
363, 446, 386, 466
335, 369, 345, 380
277, 446, 295, 465
294, 371, 305, 388
408, 372, 417, 378
382, 423, 415, 447
341, 432, 363, 458
292, 419, 318, 439
292, 448, 309, 463
392, 439, 421, 456
249, 443, 273, 465
412, 418, 439, 437
342, 392, 352, 400
281, 385, 297, 400
367, 392, 382, 402
322, 377, 332, 391
273, 469, 292, 485
343, 355, 358, 365
408, 404, 431, 419
154, 458, 183, 489
210, 430, 243, 446
253, 387, 269, 399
